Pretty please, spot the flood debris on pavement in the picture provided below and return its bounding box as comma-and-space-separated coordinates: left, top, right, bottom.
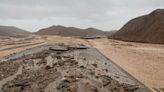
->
0, 43, 151, 92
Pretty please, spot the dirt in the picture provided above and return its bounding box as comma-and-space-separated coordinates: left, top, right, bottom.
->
0, 35, 91, 58
0, 66, 22, 92
0, 44, 150, 92
0, 35, 45, 57
0, 35, 163, 92
0, 42, 44, 51
88, 38, 164, 90
0, 61, 21, 80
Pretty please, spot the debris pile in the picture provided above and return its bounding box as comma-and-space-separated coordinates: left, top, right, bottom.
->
0, 44, 151, 92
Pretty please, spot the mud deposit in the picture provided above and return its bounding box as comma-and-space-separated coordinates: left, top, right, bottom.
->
0, 44, 151, 92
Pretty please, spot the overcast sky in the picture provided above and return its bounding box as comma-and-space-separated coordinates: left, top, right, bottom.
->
0, 0, 164, 32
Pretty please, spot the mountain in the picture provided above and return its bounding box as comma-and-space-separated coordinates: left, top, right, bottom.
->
36, 25, 107, 37
105, 30, 117, 37
112, 9, 164, 44
0, 26, 30, 37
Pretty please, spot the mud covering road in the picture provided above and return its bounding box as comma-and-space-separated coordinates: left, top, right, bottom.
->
0, 44, 151, 92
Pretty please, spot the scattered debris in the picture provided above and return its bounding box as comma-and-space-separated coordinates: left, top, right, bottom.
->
0, 44, 151, 92
14, 80, 30, 87
49, 46, 68, 51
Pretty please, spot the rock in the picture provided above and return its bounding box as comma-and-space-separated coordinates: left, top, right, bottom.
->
90, 86, 99, 92
49, 46, 68, 51
79, 65, 85, 69
92, 64, 97, 68
45, 56, 58, 69
67, 83, 77, 92
101, 76, 112, 87
45, 65, 51, 70
56, 79, 71, 90
68, 45, 87, 50
15, 80, 30, 87
84, 82, 99, 92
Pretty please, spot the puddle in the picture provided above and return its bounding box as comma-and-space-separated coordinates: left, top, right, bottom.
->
0, 66, 22, 92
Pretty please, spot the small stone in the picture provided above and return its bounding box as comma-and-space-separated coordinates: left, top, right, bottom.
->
92, 64, 97, 68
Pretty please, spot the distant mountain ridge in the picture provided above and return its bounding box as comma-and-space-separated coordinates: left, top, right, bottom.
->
112, 9, 164, 44
36, 25, 110, 37
0, 26, 29, 37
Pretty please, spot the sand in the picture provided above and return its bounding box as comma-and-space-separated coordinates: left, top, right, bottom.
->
0, 35, 163, 90
0, 36, 90, 57
88, 38, 164, 89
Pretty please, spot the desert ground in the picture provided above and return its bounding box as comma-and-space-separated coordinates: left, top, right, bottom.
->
87, 38, 164, 90
0, 36, 90, 58
0, 35, 163, 92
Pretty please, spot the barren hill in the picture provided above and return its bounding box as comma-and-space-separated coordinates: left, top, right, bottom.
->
0, 26, 29, 37
36, 25, 107, 37
112, 9, 164, 44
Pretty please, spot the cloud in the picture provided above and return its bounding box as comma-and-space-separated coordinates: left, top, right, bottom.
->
0, 0, 164, 32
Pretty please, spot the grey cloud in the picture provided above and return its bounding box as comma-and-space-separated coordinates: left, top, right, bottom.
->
0, 0, 164, 32
0, 0, 111, 20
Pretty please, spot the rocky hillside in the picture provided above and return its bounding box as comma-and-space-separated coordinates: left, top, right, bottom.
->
112, 9, 164, 44
0, 26, 29, 37
37, 25, 107, 37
